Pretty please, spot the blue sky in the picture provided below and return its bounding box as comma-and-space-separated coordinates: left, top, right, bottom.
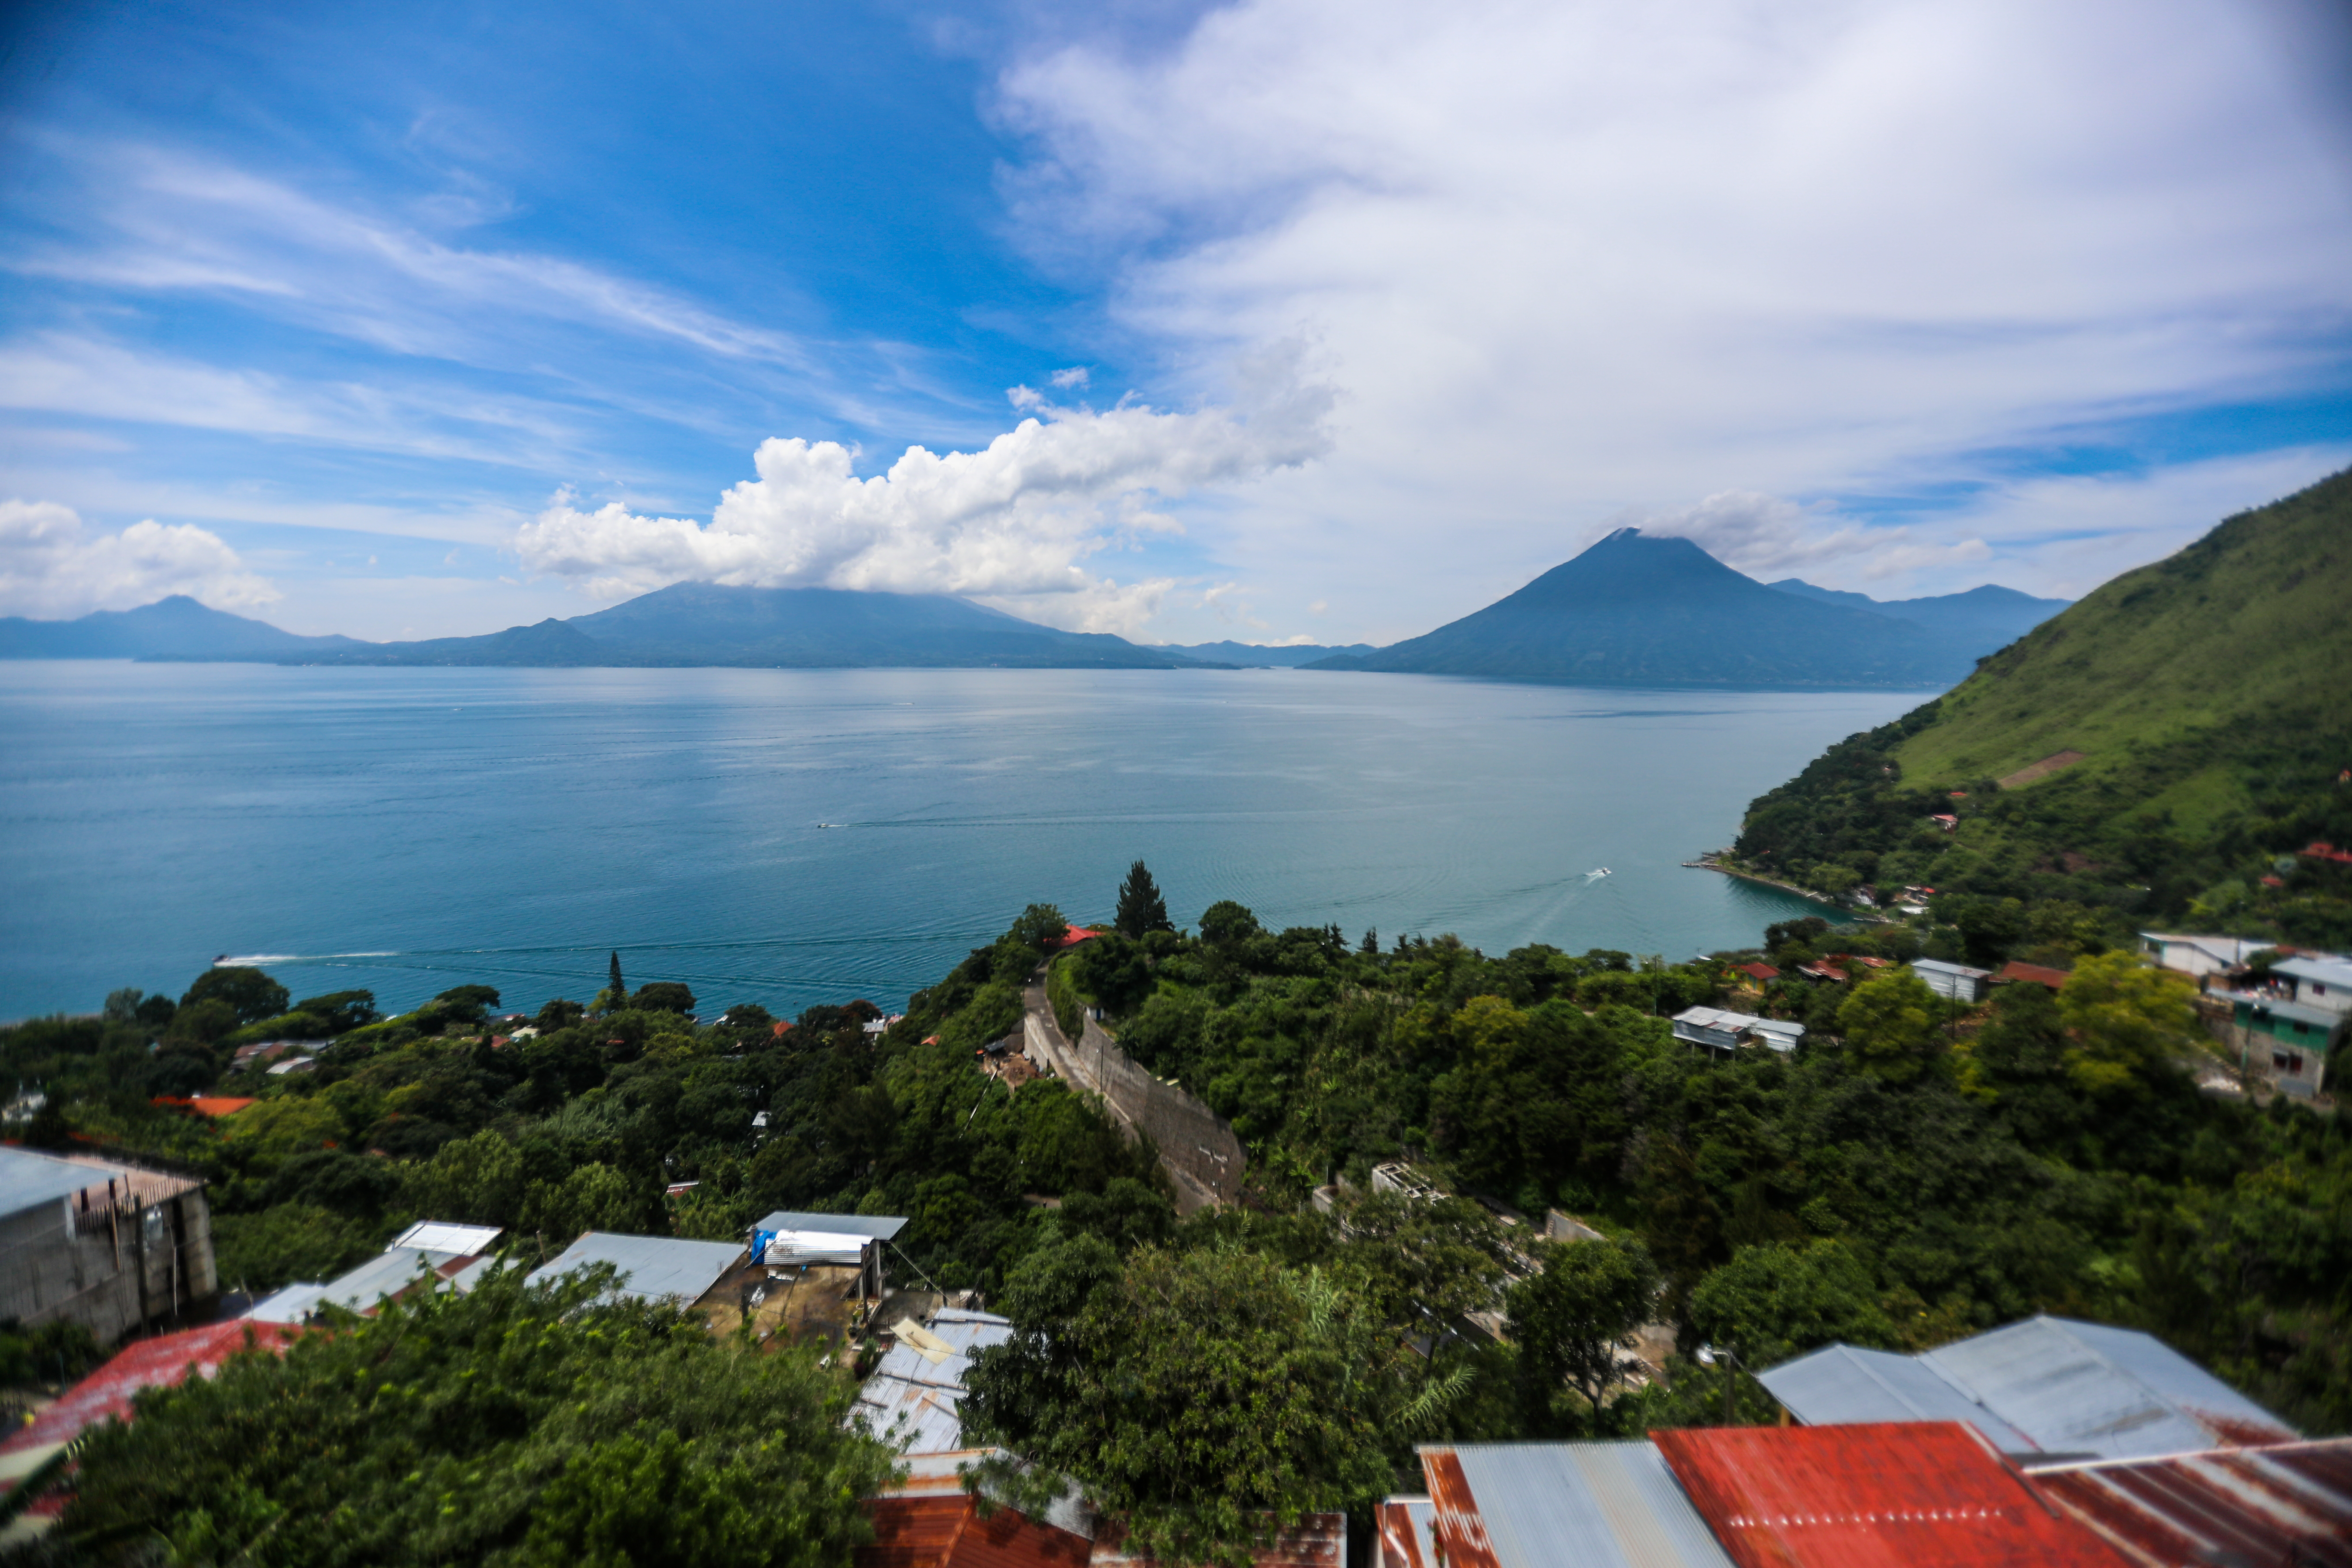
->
3, 0, 2349, 642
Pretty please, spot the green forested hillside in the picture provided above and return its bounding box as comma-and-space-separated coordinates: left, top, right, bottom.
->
12, 880, 2352, 1562
1734, 469, 2352, 946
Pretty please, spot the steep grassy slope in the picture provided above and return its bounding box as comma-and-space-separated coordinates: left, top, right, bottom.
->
1893, 469, 2352, 790
1733, 469, 2352, 946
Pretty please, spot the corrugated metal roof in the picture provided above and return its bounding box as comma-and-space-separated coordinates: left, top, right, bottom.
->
0, 1320, 301, 1457
390, 1220, 502, 1254
858, 1493, 1094, 1568
315, 1246, 472, 1313
855, 1311, 1016, 1456
526, 1231, 746, 1305
1759, 1344, 2038, 1452
2028, 1438, 2352, 1568
1421, 1441, 1735, 1568
1922, 1316, 2297, 1457
243, 1281, 331, 1324
751, 1210, 908, 1241
1652, 1421, 2128, 1568
1759, 1316, 2298, 1461
1375, 1498, 1436, 1568
0, 1146, 123, 1218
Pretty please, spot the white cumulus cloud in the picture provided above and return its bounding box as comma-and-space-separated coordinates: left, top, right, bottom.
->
1603, 492, 1992, 587
0, 499, 279, 619
514, 368, 1332, 634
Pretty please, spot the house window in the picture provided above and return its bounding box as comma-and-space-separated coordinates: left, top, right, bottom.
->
2272, 1051, 2304, 1075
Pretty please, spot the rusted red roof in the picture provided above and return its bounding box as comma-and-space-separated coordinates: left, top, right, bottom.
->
1736, 963, 1781, 982
1423, 1449, 1503, 1568
0, 1319, 301, 1458
857, 1495, 1093, 1568
2029, 1439, 2352, 1568
1997, 961, 2072, 989
1375, 1500, 1428, 1568
1653, 1421, 2130, 1568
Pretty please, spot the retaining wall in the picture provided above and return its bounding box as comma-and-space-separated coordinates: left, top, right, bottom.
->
1023, 999, 1244, 1213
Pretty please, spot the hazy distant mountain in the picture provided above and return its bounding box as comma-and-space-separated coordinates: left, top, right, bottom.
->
1158, 640, 1378, 668
0, 596, 364, 660
302, 583, 1210, 669
1765, 579, 2070, 648
1305, 530, 1961, 686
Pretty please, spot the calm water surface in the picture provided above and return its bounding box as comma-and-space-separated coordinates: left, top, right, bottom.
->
0, 664, 1918, 1018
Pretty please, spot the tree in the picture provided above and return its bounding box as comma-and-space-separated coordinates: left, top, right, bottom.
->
181, 966, 291, 1027
1687, 1239, 1895, 1370
1115, 861, 1174, 938
432, 985, 502, 1026
1506, 1236, 1658, 1432
2058, 950, 2199, 1096
1008, 903, 1072, 953
1836, 968, 1946, 1083
633, 981, 697, 1015
965, 1237, 1418, 1565
292, 990, 380, 1034
102, 987, 143, 1023
596, 950, 627, 1013
1198, 900, 1262, 948
61, 1262, 893, 1567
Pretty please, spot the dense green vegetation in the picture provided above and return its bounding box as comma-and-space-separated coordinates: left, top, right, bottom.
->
60, 1262, 893, 1567
9, 861, 2348, 1561
1734, 468, 2352, 949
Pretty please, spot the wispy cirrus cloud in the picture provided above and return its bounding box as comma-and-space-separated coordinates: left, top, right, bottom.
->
986, 0, 2352, 637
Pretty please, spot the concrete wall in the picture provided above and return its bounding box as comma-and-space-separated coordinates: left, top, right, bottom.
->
1023, 1007, 1246, 1213
0, 1186, 217, 1345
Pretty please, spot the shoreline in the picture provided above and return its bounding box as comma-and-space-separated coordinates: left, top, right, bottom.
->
1682, 853, 1873, 920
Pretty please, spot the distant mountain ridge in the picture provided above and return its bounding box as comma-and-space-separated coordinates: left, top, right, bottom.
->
0, 584, 1216, 671
1308, 530, 1983, 686
0, 596, 364, 660
1765, 579, 2070, 647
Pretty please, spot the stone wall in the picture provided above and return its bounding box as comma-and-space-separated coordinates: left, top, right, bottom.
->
1023, 1006, 1245, 1213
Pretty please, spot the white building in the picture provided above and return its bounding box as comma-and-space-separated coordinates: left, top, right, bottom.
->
2140, 932, 2269, 980
1911, 958, 1991, 1004
2272, 955, 2352, 1018
1670, 1006, 1806, 1054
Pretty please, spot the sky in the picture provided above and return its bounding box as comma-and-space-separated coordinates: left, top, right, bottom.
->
1, 0, 2349, 645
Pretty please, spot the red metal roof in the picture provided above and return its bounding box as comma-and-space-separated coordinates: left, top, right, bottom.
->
1996, 961, 2072, 989
1052, 927, 1105, 949
2030, 1439, 2352, 1568
858, 1495, 1093, 1568
0, 1319, 301, 1458
1090, 1515, 1346, 1568
1653, 1421, 2130, 1568
1736, 963, 1781, 982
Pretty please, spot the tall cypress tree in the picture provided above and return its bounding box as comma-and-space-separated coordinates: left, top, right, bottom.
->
607, 950, 626, 1006
1115, 861, 1173, 937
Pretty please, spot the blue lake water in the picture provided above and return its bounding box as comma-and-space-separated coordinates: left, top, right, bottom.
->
0, 663, 1919, 1020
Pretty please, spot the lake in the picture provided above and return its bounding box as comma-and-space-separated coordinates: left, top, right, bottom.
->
0, 663, 1920, 1020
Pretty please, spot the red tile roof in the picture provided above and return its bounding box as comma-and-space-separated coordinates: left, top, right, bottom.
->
1653, 1421, 2130, 1568
1052, 927, 1106, 949
1997, 961, 2073, 989
0, 1319, 302, 1458
150, 1095, 257, 1118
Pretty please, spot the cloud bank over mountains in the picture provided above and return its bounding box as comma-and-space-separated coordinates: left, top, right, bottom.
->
514, 373, 1333, 634
0, 500, 276, 619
